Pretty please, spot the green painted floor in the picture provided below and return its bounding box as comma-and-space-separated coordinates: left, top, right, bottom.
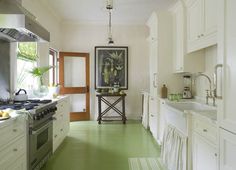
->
42, 121, 161, 170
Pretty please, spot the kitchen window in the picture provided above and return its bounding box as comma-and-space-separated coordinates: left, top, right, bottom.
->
49, 48, 59, 86
17, 42, 38, 89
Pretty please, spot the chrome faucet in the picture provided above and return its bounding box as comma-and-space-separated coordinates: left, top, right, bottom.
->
195, 73, 216, 106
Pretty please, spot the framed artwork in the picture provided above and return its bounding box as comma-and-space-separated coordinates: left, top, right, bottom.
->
95, 46, 128, 89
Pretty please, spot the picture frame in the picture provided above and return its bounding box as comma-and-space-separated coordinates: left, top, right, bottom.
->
95, 46, 128, 90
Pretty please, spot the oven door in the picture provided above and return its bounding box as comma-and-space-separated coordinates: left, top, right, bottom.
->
29, 120, 53, 170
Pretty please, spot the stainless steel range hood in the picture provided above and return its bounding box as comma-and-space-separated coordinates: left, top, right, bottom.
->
0, 0, 50, 42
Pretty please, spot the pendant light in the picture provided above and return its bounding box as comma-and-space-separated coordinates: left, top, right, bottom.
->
106, 0, 114, 45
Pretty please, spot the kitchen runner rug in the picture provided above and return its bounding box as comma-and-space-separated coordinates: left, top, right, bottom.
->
128, 157, 164, 170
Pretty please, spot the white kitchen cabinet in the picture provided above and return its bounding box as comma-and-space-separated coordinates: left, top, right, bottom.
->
0, 115, 27, 170
217, 0, 236, 135
147, 13, 158, 98
186, 0, 217, 52
170, 0, 205, 73
146, 11, 182, 97
219, 128, 236, 170
192, 132, 218, 170
148, 96, 159, 142
217, 0, 236, 169
191, 115, 218, 170
53, 96, 70, 152
158, 99, 167, 144
1, 153, 27, 170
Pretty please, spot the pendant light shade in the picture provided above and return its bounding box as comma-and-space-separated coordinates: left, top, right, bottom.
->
106, 0, 114, 45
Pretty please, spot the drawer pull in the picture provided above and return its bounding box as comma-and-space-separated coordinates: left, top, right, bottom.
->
203, 129, 207, 132
13, 148, 18, 152
13, 129, 17, 132
215, 153, 217, 157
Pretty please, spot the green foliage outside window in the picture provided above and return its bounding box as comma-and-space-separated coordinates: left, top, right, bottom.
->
17, 42, 38, 61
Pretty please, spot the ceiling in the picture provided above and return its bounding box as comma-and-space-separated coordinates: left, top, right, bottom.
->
40, 0, 176, 25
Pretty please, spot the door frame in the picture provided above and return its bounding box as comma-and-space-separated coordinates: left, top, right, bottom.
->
59, 52, 90, 121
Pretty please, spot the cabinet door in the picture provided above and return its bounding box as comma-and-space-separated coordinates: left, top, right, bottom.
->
2, 153, 27, 170
187, 0, 204, 44
218, 0, 236, 133
149, 97, 158, 141
220, 128, 236, 170
192, 132, 217, 170
203, 0, 217, 37
173, 2, 184, 72
149, 40, 158, 97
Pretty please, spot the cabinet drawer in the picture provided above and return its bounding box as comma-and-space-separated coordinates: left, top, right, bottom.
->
0, 136, 26, 164
0, 117, 26, 149
193, 117, 217, 145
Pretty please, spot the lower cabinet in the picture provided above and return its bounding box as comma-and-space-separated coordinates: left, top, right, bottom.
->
0, 115, 27, 170
192, 132, 217, 170
53, 96, 70, 152
148, 96, 159, 142
192, 116, 218, 170
2, 153, 27, 170
219, 128, 236, 170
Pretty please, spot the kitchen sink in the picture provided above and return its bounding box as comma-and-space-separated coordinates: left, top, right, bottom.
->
164, 101, 216, 136
166, 101, 216, 112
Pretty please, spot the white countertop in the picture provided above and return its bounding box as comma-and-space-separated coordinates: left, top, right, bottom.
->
0, 109, 27, 128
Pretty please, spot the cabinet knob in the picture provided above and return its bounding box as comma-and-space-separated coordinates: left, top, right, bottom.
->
203, 129, 207, 132
201, 34, 204, 37
151, 114, 154, 117
13, 148, 18, 152
198, 35, 201, 38
13, 129, 17, 132
54, 135, 57, 138
214, 153, 217, 157
60, 129, 63, 132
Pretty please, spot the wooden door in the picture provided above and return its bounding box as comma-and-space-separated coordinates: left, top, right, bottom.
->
59, 52, 90, 121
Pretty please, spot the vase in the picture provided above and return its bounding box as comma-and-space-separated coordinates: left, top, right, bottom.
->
33, 77, 49, 98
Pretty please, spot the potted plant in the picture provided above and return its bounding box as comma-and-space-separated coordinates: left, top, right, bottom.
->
29, 66, 53, 97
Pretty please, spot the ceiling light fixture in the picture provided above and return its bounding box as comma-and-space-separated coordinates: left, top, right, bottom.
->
106, 0, 114, 45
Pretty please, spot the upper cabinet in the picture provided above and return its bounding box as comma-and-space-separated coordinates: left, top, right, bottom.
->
170, 1, 205, 73
186, 0, 217, 53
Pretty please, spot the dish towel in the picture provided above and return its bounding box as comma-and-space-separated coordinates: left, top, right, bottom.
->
129, 157, 164, 170
161, 124, 187, 170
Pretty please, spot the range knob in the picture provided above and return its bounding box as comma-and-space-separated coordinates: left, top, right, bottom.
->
43, 110, 48, 115
36, 115, 41, 120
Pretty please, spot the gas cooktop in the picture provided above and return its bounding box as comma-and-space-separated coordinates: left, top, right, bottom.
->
0, 99, 52, 110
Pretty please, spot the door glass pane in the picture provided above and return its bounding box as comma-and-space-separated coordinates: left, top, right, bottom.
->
64, 56, 86, 87
70, 94, 86, 112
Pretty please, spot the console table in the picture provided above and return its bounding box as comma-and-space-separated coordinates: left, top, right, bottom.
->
96, 93, 127, 124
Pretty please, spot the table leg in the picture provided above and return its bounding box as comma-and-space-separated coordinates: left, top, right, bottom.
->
122, 96, 126, 124
98, 96, 102, 124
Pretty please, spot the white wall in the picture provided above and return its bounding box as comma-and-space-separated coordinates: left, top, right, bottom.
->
194, 45, 217, 102
60, 23, 149, 120
21, 0, 61, 85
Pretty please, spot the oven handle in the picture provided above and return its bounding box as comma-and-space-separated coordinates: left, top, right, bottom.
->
31, 120, 52, 135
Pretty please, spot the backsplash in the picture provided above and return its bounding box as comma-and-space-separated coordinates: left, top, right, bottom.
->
194, 45, 217, 102
0, 40, 11, 100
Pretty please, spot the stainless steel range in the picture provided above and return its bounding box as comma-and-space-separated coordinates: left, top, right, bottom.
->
0, 99, 57, 170
27, 100, 57, 170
